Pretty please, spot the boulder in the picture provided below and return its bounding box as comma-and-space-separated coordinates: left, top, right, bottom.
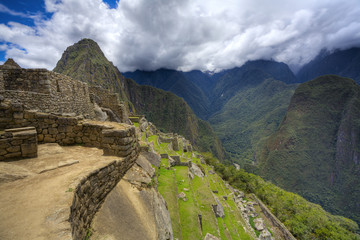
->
204, 233, 219, 240
259, 229, 272, 240
136, 154, 155, 177
140, 151, 161, 167
177, 192, 187, 201
189, 163, 204, 178
212, 197, 225, 218
254, 218, 265, 231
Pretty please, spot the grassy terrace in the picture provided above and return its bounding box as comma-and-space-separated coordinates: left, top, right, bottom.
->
143, 133, 254, 240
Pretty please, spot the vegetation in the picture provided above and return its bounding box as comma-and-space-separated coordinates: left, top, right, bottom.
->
209, 78, 297, 166
259, 75, 360, 224
125, 78, 226, 160
204, 153, 360, 240
145, 129, 254, 240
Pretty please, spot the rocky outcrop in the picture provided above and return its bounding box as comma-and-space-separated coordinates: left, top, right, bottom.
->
212, 197, 225, 218
204, 233, 219, 240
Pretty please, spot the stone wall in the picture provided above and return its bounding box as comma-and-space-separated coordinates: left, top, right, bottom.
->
0, 68, 50, 93
0, 98, 140, 240
252, 194, 296, 240
70, 141, 139, 240
0, 99, 138, 159
89, 86, 129, 123
0, 126, 37, 160
0, 62, 131, 122
0, 68, 94, 118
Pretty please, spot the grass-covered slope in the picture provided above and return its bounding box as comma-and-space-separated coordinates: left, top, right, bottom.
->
209, 79, 297, 165
205, 154, 359, 240
53, 38, 128, 100
140, 121, 359, 240
259, 75, 360, 224
141, 132, 256, 240
125, 78, 225, 160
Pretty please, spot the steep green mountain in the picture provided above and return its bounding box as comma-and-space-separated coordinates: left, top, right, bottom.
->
123, 69, 211, 119
125, 78, 225, 160
54, 38, 128, 100
211, 60, 298, 113
259, 75, 360, 224
297, 47, 360, 83
54, 39, 225, 160
209, 79, 297, 165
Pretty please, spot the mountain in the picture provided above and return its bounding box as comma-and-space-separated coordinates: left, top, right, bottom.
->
259, 75, 360, 224
54, 39, 225, 160
123, 69, 211, 119
211, 60, 298, 113
124, 60, 299, 166
54, 38, 128, 100
297, 47, 360, 84
209, 79, 297, 166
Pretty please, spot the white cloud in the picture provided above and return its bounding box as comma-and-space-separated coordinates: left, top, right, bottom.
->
0, 0, 359, 72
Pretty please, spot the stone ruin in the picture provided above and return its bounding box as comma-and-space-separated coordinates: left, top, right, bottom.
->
0, 59, 142, 239
0, 58, 129, 124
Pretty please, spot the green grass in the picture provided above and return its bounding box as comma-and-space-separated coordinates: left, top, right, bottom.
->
174, 166, 202, 240
157, 168, 182, 239
191, 176, 219, 238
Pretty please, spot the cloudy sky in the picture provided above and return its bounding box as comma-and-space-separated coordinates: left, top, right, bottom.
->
0, 0, 360, 72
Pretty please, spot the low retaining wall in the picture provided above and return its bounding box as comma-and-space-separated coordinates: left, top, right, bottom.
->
252, 194, 296, 240
0, 126, 37, 160
70, 143, 139, 240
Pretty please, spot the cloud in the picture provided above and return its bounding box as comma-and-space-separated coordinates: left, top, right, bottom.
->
0, 0, 359, 72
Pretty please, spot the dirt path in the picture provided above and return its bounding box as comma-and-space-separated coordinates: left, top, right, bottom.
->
0, 143, 121, 240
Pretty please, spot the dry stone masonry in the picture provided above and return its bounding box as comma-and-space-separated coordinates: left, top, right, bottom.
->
0, 59, 141, 240
0, 126, 37, 160
0, 59, 129, 123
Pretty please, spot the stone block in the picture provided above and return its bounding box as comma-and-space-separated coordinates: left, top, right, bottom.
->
0, 149, 8, 155
24, 111, 36, 119
37, 134, 44, 142
48, 127, 58, 135
82, 136, 90, 143
6, 146, 21, 153
62, 138, 75, 145
57, 117, 78, 126
10, 139, 22, 146
65, 126, 73, 133
44, 136, 55, 143
102, 129, 128, 138
102, 137, 114, 144
35, 112, 50, 119
58, 125, 66, 133
0, 141, 11, 149
56, 133, 66, 140
13, 112, 23, 119
21, 143, 37, 157
4, 152, 21, 158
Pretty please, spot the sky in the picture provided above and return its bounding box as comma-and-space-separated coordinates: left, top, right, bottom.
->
0, 0, 360, 73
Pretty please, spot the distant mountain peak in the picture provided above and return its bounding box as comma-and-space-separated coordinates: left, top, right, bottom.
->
54, 38, 127, 99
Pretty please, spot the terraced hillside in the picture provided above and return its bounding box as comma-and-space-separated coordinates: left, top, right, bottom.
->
132, 117, 289, 240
